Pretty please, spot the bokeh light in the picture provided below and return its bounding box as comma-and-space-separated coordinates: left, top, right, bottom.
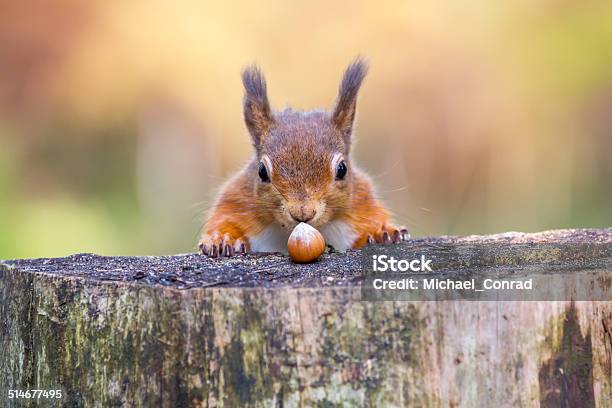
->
1, 0, 610, 258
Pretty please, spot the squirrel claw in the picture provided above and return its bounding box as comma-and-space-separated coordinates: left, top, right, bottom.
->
234, 238, 248, 254
382, 231, 391, 244
199, 241, 218, 258
199, 232, 249, 258
364, 224, 406, 246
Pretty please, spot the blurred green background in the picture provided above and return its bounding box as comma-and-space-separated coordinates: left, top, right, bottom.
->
1, 0, 610, 259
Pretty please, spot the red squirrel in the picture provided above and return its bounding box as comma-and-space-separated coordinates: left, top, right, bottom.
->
199, 59, 407, 257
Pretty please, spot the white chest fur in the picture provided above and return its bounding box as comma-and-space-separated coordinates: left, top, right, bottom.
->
249, 220, 358, 254
317, 220, 358, 252
249, 224, 291, 254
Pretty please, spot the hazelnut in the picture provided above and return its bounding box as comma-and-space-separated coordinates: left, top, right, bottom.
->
287, 223, 326, 263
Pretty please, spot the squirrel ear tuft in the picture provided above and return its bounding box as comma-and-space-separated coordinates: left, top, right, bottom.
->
332, 58, 368, 142
242, 65, 273, 148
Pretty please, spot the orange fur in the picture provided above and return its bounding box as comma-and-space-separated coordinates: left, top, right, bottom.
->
199, 59, 406, 257
339, 169, 394, 249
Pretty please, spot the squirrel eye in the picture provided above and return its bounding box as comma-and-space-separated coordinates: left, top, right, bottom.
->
258, 162, 270, 183
336, 160, 347, 180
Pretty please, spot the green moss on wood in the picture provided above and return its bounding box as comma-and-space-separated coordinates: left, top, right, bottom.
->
1, 229, 611, 407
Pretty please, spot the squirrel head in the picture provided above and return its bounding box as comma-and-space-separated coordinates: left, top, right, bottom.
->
241, 59, 368, 229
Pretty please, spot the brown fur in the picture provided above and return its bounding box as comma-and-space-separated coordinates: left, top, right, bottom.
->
199, 58, 405, 257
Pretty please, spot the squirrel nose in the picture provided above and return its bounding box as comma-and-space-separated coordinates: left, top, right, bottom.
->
292, 214, 314, 223
290, 206, 316, 223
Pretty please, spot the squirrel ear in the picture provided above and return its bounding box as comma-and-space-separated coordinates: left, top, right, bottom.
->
332, 58, 368, 142
242, 65, 273, 149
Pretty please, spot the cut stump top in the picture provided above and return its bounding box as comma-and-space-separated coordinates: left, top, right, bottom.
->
2, 228, 611, 289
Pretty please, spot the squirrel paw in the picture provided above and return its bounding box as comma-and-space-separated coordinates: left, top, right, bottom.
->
366, 225, 409, 245
199, 232, 249, 258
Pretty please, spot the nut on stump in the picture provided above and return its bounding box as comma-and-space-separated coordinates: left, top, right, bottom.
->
287, 223, 325, 263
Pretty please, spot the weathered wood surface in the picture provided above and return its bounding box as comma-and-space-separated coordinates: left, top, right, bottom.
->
1, 228, 611, 407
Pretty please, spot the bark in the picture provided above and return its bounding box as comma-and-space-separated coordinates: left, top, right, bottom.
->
1, 228, 611, 407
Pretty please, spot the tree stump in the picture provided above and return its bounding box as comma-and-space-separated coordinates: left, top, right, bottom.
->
1, 229, 611, 407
